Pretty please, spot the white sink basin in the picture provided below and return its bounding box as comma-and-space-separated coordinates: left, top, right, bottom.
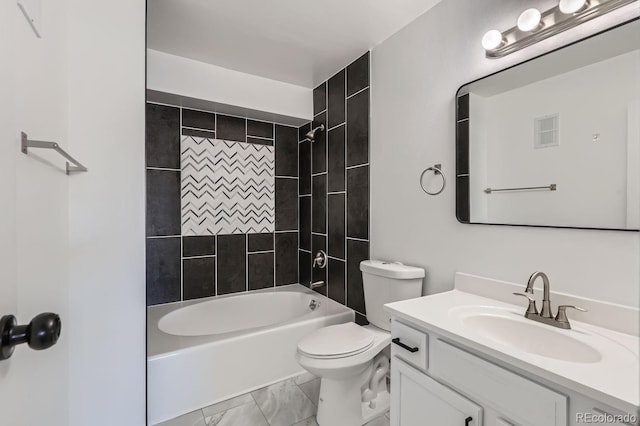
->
448, 305, 610, 363
461, 312, 602, 363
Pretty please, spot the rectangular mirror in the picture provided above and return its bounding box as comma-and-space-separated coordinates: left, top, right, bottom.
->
456, 19, 639, 231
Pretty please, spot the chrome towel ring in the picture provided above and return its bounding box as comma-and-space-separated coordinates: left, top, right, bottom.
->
419, 164, 446, 196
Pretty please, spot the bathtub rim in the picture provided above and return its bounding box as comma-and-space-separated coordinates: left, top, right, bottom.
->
147, 284, 355, 359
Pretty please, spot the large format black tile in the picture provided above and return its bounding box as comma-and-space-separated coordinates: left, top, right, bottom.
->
298, 123, 311, 142
312, 112, 326, 174
299, 196, 311, 251
182, 128, 216, 139
456, 120, 469, 175
183, 257, 216, 300
299, 140, 311, 195
346, 89, 369, 167
146, 170, 180, 237
182, 109, 215, 130
457, 94, 469, 121
327, 70, 346, 128
312, 175, 326, 233
347, 52, 370, 97
275, 125, 298, 177
248, 252, 275, 290
313, 82, 327, 114
146, 103, 180, 169
457, 176, 470, 223
183, 235, 215, 257
217, 234, 247, 295
248, 233, 274, 252
328, 258, 345, 305
311, 234, 327, 294
275, 232, 298, 286
146, 237, 181, 305
328, 194, 345, 260
346, 166, 369, 240
347, 239, 369, 314
275, 178, 298, 231
328, 126, 346, 192
247, 120, 274, 139
355, 313, 369, 326
217, 115, 246, 143
299, 250, 311, 287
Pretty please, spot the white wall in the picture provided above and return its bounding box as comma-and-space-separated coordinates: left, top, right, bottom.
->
0, 1, 70, 425
371, 0, 640, 307
471, 51, 639, 228
628, 100, 640, 229
66, 1, 146, 425
0, 0, 18, 326
147, 49, 313, 122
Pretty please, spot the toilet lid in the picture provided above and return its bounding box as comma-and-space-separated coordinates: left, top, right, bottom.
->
298, 322, 375, 358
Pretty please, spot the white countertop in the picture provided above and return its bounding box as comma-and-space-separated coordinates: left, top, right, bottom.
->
385, 289, 639, 414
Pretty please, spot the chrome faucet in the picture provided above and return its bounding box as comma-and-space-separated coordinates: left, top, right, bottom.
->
514, 271, 586, 329
526, 271, 552, 318
310, 281, 325, 289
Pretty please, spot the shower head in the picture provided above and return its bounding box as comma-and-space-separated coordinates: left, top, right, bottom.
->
305, 124, 325, 141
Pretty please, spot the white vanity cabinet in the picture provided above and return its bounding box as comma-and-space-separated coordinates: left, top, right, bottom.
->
390, 319, 572, 426
385, 276, 639, 426
391, 357, 481, 426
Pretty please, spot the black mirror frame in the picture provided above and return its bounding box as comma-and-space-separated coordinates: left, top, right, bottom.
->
455, 17, 640, 232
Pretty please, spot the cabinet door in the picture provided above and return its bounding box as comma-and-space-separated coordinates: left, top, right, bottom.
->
391, 357, 482, 426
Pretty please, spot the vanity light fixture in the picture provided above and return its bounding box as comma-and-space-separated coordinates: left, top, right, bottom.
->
481, 29, 505, 50
559, 0, 590, 14
517, 8, 543, 32
482, 0, 637, 58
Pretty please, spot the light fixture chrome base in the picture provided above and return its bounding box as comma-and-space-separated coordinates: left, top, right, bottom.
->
485, 0, 638, 58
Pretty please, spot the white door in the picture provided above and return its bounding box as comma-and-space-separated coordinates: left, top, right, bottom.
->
1, 1, 72, 425
391, 358, 482, 426
1, 1, 146, 425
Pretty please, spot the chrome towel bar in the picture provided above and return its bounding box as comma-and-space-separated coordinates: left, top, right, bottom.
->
21, 132, 88, 175
484, 184, 556, 194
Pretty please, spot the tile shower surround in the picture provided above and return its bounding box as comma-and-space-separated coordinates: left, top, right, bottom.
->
146, 104, 299, 306
298, 52, 371, 324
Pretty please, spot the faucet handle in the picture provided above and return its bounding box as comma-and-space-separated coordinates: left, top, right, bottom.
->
555, 305, 587, 324
513, 292, 539, 316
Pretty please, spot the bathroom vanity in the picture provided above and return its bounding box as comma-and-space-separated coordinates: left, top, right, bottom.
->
385, 273, 639, 426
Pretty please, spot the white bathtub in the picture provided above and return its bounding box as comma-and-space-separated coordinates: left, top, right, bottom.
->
147, 284, 354, 425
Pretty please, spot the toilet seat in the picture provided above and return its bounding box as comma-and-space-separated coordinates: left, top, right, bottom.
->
297, 322, 375, 359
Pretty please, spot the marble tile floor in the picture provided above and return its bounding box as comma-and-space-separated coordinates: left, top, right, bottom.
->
157, 372, 390, 426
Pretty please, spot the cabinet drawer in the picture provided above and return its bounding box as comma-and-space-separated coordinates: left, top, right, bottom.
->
430, 338, 567, 426
391, 320, 428, 370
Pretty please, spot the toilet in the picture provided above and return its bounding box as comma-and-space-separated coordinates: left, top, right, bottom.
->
296, 260, 425, 426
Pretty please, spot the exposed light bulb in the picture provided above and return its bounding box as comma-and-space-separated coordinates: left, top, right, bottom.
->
482, 30, 505, 51
559, 0, 589, 14
517, 8, 542, 32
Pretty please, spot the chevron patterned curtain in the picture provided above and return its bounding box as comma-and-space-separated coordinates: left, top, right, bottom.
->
181, 136, 275, 235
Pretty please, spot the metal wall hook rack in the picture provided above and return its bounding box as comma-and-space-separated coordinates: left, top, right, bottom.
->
420, 164, 446, 196
21, 132, 88, 175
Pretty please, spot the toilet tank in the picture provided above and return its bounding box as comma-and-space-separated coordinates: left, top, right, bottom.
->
360, 260, 425, 331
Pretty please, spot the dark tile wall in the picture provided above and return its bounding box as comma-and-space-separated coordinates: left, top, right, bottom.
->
298, 51, 370, 322
146, 103, 299, 306
456, 94, 470, 222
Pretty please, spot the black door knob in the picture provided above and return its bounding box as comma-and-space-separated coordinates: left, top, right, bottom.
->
0, 313, 61, 360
